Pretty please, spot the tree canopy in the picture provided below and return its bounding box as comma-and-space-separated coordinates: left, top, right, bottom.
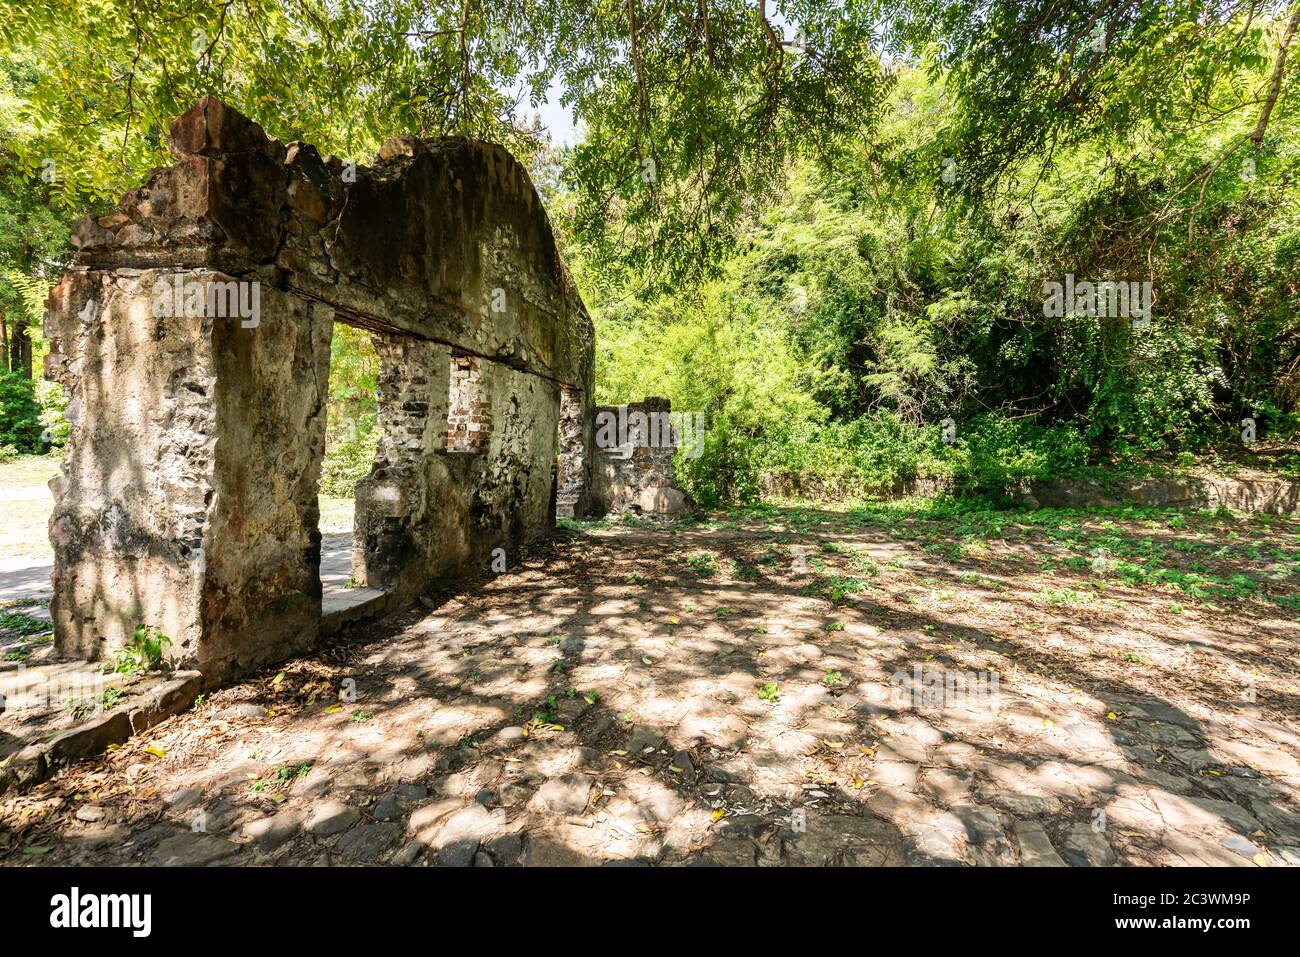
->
0, 1, 1297, 484
0, 1, 890, 284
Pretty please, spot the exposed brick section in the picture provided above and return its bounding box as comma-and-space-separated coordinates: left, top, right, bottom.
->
446, 354, 492, 453
374, 335, 439, 466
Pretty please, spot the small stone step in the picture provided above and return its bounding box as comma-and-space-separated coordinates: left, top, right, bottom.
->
321, 587, 391, 636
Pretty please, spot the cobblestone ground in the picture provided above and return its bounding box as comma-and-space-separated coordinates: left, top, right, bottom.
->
3, 503, 1298, 867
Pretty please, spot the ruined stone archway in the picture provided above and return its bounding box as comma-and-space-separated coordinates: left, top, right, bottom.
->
43, 97, 594, 684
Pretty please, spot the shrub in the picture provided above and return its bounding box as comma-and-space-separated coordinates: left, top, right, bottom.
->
0, 370, 43, 452
319, 425, 379, 497
674, 409, 764, 507
37, 379, 69, 448
929, 414, 1092, 495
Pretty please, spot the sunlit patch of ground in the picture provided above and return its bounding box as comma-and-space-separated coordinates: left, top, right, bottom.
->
318, 496, 355, 536
0, 455, 60, 562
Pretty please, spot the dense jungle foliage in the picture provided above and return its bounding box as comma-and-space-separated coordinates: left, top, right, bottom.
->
0, 2, 1296, 503
580, 60, 1300, 504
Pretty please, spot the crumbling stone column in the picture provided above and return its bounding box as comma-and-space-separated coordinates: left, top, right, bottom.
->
45, 271, 332, 681
353, 335, 447, 593
354, 338, 561, 598
556, 386, 588, 518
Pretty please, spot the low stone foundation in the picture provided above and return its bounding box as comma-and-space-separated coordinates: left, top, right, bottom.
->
758, 468, 1300, 516
1011, 475, 1300, 515
759, 471, 950, 502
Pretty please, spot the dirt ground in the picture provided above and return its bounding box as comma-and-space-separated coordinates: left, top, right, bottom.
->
0, 456, 60, 563
1, 501, 1297, 867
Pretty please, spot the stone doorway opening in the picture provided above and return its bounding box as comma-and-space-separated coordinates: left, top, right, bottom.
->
317, 322, 379, 601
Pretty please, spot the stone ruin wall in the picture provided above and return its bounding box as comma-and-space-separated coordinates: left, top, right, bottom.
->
44, 97, 594, 684
589, 396, 690, 517
556, 387, 587, 517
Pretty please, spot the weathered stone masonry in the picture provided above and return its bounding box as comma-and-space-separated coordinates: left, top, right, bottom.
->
44, 97, 594, 684
589, 397, 690, 517
555, 386, 587, 517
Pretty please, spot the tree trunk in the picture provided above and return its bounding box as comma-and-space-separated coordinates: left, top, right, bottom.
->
1250, 4, 1300, 146
9, 320, 32, 378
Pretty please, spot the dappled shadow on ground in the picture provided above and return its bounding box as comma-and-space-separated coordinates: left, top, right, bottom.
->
2, 503, 1297, 867
0, 561, 55, 604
